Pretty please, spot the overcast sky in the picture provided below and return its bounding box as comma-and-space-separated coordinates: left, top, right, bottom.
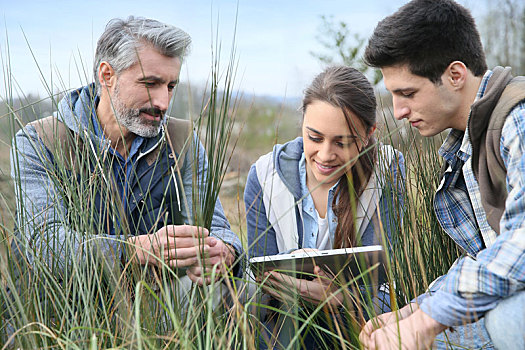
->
1, 0, 481, 100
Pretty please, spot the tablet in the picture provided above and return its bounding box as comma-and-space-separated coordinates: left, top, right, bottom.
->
249, 245, 385, 283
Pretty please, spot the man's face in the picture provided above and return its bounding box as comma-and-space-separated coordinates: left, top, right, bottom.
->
382, 65, 461, 137
110, 45, 182, 138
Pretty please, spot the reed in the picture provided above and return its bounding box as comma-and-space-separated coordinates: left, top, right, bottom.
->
1, 24, 464, 350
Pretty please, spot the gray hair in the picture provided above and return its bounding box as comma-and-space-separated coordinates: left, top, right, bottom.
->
93, 16, 192, 94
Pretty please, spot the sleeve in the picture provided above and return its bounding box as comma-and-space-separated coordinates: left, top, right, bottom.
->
179, 132, 244, 277
243, 164, 279, 258
10, 126, 124, 279
420, 103, 525, 327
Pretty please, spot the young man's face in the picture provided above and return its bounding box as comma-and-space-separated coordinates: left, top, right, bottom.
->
110, 45, 182, 138
382, 65, 462, 137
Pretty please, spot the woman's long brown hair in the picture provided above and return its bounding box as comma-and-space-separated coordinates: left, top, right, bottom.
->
302, 66, 377, 248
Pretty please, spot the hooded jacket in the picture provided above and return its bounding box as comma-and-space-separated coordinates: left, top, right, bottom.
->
244, 137, 405, 258
11, 84, 242, 278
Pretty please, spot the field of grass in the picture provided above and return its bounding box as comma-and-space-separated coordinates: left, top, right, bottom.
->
0, 89, 465, 348
0, 46, 465, 348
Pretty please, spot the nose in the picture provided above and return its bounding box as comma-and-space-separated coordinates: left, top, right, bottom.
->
149, 86, 171, 112
317, 142, 336, 162
392, 96, 410, 121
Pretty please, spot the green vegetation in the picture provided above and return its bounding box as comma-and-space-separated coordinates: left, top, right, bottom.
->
1, 11, 499, 348
0, 84, 461, 349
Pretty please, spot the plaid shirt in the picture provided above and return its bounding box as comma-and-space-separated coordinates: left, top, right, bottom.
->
420, 70, 525, 327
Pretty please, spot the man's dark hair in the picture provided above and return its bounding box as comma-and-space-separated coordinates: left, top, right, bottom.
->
364, 0, 487, 84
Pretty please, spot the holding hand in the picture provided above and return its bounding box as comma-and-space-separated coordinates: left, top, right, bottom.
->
360, 302, 419, 341
128, 225, 236, 285
187, 238, 236, 286
262, 265, 344, 308
128, 224, 211, 268
359, 305, 447, 349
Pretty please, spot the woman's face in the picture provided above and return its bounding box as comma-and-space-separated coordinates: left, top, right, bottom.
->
302, 100, 370, 189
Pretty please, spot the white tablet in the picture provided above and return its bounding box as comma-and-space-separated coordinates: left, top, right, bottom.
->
249, 245, 385, 283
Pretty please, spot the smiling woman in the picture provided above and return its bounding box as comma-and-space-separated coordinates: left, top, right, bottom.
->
243, 65, 406, 348
302, 100, 367, 191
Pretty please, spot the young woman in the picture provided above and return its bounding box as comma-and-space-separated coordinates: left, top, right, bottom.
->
244, 66, 405, 347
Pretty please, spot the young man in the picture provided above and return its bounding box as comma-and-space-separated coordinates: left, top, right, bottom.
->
360, 0, 525, 349
10, 16, 242, 309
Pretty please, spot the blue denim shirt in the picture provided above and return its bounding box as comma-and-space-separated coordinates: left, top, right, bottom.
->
297, 154, 338, 249
89, 96, 146, 234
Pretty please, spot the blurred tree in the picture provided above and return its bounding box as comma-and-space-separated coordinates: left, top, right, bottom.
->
480, 0, 525, 75
314, 2, 525, 80
310, 15, 382, 85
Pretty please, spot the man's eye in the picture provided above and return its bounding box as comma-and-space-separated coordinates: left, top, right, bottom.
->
144, 82, 155, 88
402, 91, 415, 98
168, 84, 175, 91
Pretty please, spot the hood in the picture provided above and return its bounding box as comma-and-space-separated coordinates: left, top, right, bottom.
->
272, 136, 303, 198
56, 83, 107, 147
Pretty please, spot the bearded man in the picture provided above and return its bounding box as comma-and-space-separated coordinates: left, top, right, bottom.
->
9, 16, 242, 318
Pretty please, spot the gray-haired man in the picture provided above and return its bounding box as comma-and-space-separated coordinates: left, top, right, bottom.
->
10, 16, 242, 314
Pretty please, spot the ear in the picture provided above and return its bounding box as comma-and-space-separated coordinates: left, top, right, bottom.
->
98, 61, 117, 91
368, 123, 377, 136
444, 61, 468, 89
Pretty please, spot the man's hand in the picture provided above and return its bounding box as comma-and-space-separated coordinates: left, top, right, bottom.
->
186, 238, 236, 286
360, 303, 419, 341
128, 224, 211, 268
261, 265, 344, 308
360, 308, 447, 350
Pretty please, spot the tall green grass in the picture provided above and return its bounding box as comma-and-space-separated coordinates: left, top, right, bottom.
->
0, 28, 463, 350
378, 108, 460, 305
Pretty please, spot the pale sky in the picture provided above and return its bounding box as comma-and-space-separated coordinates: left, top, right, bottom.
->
0, 0, 481, 100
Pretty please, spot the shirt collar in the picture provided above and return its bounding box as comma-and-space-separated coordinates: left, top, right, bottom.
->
460, 70, 494, 158
475, 70, 493, 102
439, 129, 464, 165
438, 70, 494, 164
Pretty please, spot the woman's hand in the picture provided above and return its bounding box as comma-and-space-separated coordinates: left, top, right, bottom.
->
261, 266, 344, 308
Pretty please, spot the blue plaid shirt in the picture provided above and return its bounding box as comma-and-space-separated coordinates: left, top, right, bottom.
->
420, 70, 525, 327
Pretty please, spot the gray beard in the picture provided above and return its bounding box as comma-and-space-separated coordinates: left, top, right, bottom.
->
112, 86, 164, 138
